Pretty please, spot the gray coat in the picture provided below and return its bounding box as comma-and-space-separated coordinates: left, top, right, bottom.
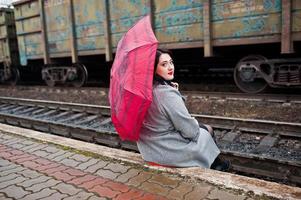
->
137, 83, 220, 168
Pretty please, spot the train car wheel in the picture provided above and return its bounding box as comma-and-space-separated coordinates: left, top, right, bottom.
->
71, 63, 88, 87
42, 65, 56, 87
45, 78, 56, 87
6, 68, 20, 86
234, 55, 268, 93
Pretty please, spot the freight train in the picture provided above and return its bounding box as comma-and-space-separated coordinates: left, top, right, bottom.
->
0, 0, 300, 93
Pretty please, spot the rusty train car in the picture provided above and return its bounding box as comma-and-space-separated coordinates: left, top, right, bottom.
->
1, 0, 300, 92
0, 7, 19, 85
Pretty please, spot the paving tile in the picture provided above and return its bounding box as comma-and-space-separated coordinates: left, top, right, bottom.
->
115, 168, 140, 183
70, 154, 90, 162
11, 143, 25, 149
17, 176, 51, 188
41, 165, 69, 174
9, 149, 24, 156
140, 181, 170, 197
34, 158, 54, 166
77, 158, 98, 170
60, 158, 81, 167
137, 193, 167, 200
88, 196, 107, 200
0, 176, 27, 189
115, 188, 145, 200
51, 182, 83, 196
0, 159, 11, 167
127, 171, 152, 187
0, 146, 9, 152
12, 139, 28, 146
0, 166, 25, 176
25, 144, 48, 153
64, 168, 86, 177
51, 171, 76, 182
0, 173, 20, 183
207, 188, 246, 200
39, 192, 68, 200
148, 173, 179, 188
168, 181, 194, 200
0, 164, 18, 173
0, 192, 13, 200
26, 179, 62, 192
7, 154, 28, 162
45, 149, 66, 159
43, 146, 61, 154
21, 188, 57, 200
89, 185, 121, 199
20, 143, 41, 151
84, 160, 109, 173
35, 162, 61, 171
95, 168, 120, 180
2, 138, 21, 145
19, 140, 34, 146
103, 180, 130, 192
0, 135, 13, 140
21, 160, 41, 169
0, 152, 13, 159
79, 177, 108, 190
16, 169, 41, 179
13, 155, 37, 163
52, 152, 75, 162
63, 191, 94, 200
32, 150, 50, 157
103, 162, 130, 173
0, 185, 30, 199
184, 182, 212, 200
67, 174, 97, 185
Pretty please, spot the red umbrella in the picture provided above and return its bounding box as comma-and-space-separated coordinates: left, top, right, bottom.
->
109, 15, 158, 141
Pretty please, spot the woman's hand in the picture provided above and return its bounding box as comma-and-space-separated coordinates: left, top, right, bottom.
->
171, 82, 179, 90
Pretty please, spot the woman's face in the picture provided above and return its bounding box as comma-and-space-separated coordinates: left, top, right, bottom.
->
156, 53, 174, 80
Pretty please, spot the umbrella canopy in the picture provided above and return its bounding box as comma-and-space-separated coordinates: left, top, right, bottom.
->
109, 15, 158, 141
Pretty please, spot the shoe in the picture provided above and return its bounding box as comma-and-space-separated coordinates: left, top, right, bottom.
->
213, 160, 230, 172
210, 157, 230, 172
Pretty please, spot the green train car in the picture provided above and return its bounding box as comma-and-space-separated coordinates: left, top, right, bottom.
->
10, 0, 301, 92
0, 7, 19, 85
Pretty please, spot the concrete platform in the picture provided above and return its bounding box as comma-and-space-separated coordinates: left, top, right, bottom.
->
0, 123, 300, 200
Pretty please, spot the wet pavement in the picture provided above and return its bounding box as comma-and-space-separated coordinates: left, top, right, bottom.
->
0, 123, 300, 200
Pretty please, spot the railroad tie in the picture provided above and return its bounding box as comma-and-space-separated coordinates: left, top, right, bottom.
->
252, 134, 279, 154
220, 130, 240, 148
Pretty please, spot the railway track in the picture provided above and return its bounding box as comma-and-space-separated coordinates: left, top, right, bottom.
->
1, 85, 301, 104
0, 97, 300, 186
182, 91, 301, 104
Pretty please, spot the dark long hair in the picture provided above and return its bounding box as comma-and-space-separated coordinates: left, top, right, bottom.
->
153, 49, 173, 85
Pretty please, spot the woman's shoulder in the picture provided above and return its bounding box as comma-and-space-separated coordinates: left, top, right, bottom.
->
153, 84, 181, 99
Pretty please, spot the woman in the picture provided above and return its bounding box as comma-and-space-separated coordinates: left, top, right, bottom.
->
137, 49, 229, 170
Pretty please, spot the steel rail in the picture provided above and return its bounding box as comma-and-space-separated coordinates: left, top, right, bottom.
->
192, 114, 301, 138
182, 91, 301, 104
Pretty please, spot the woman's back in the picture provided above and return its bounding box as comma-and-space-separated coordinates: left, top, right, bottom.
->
137, 83, 220, 168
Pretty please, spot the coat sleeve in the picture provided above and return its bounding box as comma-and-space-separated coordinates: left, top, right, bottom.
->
158, 87, 200, 141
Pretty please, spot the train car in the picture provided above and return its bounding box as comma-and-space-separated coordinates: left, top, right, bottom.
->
0, 7, 19, 85
12, 0, 301, 92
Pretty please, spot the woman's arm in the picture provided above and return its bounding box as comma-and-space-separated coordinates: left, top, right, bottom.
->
158, 87, 200, 141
